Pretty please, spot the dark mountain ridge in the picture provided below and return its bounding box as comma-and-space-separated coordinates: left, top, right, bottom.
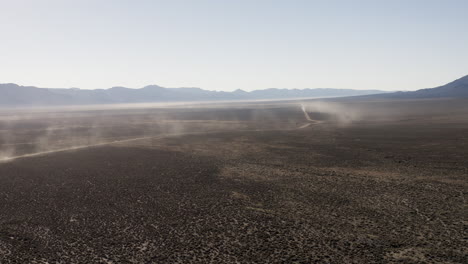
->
0, 83, 386, 106
362, 75, 468, 99
3, 75, 466, 107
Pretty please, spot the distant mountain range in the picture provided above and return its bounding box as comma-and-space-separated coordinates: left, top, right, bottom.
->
1, 75, 467, 107
0, 84, 387, 106
362, 75, 468, 99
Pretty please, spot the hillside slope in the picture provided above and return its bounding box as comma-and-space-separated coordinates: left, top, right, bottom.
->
365, 75, 468, 99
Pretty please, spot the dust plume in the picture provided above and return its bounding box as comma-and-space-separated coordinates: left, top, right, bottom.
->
300, 101, 363, 124
0, 102, 311, 162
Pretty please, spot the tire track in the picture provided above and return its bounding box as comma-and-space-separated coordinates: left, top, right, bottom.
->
1, 105, 319, 162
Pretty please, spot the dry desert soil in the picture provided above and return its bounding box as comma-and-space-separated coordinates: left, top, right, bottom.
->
0, 99, 467, 263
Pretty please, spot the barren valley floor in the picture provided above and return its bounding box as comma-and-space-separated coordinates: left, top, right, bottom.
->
0, 99, 467, 263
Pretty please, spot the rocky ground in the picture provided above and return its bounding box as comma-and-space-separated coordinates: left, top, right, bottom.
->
0, 99, 466, 263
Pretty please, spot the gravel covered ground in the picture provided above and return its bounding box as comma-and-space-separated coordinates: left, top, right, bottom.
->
0, 100, 467, 263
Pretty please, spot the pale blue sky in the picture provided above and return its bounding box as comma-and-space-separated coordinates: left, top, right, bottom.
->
1, 0, 467, 91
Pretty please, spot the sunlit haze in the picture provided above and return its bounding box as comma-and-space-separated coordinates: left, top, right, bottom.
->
1, 0, 467, 91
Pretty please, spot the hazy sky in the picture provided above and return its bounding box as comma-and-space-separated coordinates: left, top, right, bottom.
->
1, 0, 467, 91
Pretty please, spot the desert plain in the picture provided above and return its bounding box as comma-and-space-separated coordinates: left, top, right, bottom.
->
0, 98, 467, 263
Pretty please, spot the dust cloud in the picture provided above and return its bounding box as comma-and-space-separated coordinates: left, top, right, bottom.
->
300, 101, 363, 124
0, 102, 312, 162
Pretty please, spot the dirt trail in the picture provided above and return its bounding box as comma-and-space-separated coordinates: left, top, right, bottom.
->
0, 105, 318, 162
298, 123, 312, 129
301, 104, 314, 121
